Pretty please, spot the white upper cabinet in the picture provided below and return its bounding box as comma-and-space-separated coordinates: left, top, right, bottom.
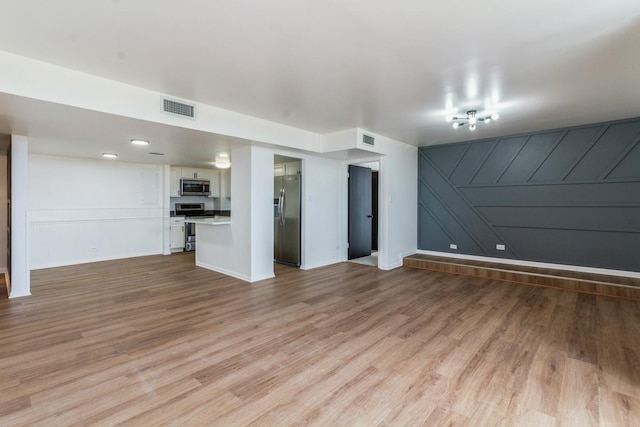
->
220, 169, 231, 198
170, 167, 181, 197
170, 166, 227, 198
274, 162, 300, 176
208, 170, 221, 198
180, 168, 206, 179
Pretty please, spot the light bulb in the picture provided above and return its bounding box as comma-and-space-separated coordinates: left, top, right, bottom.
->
445, 115, 453, 122
491, 113, 499, 120
452, 122, 460, 129
484, 118, 492, 123
469, 124, 476, 131
469, 117, 477, 125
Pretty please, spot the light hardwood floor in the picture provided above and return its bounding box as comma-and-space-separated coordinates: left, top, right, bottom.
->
1, 252, 639, 426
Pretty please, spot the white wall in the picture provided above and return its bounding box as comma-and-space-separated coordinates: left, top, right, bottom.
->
10, 136, 30, 297
301, 155, 343, 269
270, 148, 344, 270
341, 132, 418, 270
250, 147, 276, 280
378, 138, 418, 269
29, 154, 166, 269
271, 142, 416, 272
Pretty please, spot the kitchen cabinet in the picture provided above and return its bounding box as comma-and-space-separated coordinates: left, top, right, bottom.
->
180, 168, 207, 179
274, 162, 300, 176
284, 161, 300, 176
169, 168, 181, 197
208, 170, 221, 198
220, 169, 231, 198
170, 166, 220, 197
170, 218, 185, 252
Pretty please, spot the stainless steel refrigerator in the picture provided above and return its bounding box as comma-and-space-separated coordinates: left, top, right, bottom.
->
274, 174, 301, 266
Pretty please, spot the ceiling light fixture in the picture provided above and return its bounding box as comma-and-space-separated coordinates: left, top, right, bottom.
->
212, 155, 231, 169
131, 139, 149, 146
447, 110, 499, 130
213, 161, 231, 169
102, 153, 118, 159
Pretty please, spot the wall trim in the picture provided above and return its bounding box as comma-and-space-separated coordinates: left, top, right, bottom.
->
416, 250, 640, 279
30, 251, 163, 270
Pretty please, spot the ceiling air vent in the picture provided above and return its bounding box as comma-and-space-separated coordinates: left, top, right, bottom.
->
362, 134, 375, 146
162, 97, 195, 119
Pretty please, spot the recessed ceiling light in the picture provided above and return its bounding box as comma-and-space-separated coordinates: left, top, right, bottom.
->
131, 139, 149, 146
102, 153, 118, 159
210, 156, 232, 169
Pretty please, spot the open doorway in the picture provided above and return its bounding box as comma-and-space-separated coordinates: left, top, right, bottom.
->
274, 155, 302, 269
348, 161, 379, 267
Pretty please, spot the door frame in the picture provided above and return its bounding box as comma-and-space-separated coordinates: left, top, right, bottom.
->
347, 164, 373, 260
342, 157, 383, 267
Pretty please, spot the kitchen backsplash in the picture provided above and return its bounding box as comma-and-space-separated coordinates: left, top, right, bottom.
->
216, 197, 231, 211
170, 196, 231, 212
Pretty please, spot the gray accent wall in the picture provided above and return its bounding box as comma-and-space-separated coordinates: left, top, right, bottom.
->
418, 117, 640, 272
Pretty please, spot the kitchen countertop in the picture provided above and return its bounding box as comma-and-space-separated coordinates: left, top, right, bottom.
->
185, 217, 231, 225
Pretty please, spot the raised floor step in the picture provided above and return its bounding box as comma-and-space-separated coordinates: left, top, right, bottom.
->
403, 254, 640, 301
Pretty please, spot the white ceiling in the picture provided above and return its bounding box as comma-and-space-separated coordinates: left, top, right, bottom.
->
1, 0, 639, 165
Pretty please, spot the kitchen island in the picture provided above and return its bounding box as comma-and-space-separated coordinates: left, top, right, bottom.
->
184, 216, 246, 280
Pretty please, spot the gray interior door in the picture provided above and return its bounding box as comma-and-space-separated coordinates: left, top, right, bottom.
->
348, 165, 372, 260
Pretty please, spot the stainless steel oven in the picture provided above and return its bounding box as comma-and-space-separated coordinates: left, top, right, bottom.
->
175, 203, 214, 252
185, 222, 196, 252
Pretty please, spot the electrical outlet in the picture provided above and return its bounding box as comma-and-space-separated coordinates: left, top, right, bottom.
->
496, 244, 505, 251
449, 243, 458, 250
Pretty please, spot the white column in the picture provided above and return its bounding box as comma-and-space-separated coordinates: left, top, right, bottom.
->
10, 135, 30, 298
248, 146, 275, 281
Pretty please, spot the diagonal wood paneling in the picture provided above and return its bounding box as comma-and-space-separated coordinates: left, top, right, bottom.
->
418, 117, 640, 272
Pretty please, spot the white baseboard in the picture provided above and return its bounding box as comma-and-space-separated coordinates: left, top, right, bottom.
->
301, 258, 342, 271
378, 261, 403, 271
195, 260, 276, 283
415, 250, 640, 279
9, 290, 31, 298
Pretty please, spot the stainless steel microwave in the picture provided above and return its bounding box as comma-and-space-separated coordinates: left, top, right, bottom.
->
180, 179, 210, 196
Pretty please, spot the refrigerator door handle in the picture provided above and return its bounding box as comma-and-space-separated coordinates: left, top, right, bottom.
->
281, 188, 286, 226
278, 189, 284, 225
